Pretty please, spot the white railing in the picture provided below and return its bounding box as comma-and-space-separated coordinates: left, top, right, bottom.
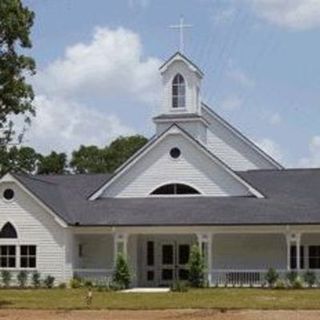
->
73, 268, 113, 283
210, 269, 288, 287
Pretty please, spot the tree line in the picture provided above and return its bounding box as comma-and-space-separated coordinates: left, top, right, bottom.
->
0, 135, 148, 176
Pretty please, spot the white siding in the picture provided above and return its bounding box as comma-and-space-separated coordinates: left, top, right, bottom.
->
212, 234, 287, 270
74, 234, 113, 269
202, 107, 279, 171
102, 134, 251, 197
0, 181, 68, 283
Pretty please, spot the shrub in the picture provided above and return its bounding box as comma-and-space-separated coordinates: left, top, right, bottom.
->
188, 245, 205, 288
274, 279, 287, 289
17, 271, 28, 288
84, 279, 93, 288
286, 271, 298, 287
170, 280, 188, 292
112, 253, 131, 289
69, 277, 82, 289
303, 271, 316, 288
292, 276, 304, 289
265, 268, 279, 288
58, 282, 67, 289
44, 275, 55, 288
1, 270, 12, 288
32, 272, 41, 288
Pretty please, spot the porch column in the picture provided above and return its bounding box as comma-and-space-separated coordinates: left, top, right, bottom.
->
113, 233, 128, 266
296, 233, 301, 272
286, 232, 301, 272
197, 233, 212, 286
286, 234, 291, 271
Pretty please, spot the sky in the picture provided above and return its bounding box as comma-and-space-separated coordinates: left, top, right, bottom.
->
20, 0, 320, 168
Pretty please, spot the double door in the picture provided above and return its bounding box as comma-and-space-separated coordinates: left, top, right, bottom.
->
160, 241, 190, 286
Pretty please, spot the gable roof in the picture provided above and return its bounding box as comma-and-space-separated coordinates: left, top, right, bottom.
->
88, 123, 264, 200
201, 103, 284, 170
159, 52, 204, 77
3, 168, 320, 226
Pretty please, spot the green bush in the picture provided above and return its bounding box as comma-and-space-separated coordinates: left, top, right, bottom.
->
1, 270, 12, 288
303, 271, 316, 288
274, 279, 287, 289
32, 272, 41, 288
44, 275, 55, 288
188, 245, 205, 288
170, 280, 189, 292
112, 253, 131, 289
265, 268, 279, 288
292, 276, 304, 289
286, 271, 298, 286
17, 271, 28, 288
69, 277, 82, 289
58, 282, 67, 289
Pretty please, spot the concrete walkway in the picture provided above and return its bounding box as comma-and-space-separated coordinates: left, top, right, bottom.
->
121, 287, 170, 293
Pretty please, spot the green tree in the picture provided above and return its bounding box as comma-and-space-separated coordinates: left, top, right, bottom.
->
37, 152, 67, 174
0, 0, 36, 146
70, 145, 106, 174
188, 245, 205, 288
104, 135, 148, 172
112, 253, 131, 289
0, 145, 39, 176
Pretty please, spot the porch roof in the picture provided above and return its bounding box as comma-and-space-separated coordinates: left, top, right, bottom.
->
10, 169, 320, 226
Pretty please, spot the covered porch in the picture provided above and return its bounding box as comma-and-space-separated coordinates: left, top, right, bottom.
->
71, 226, 320, 287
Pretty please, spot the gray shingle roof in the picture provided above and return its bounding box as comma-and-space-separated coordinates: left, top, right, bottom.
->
11, 169, 320, 226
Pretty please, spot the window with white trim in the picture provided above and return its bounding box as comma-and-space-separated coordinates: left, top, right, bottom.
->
0, 245, 16, 268
20, 245, 36, 268
172, 74, 186, 109
151, 183, 200, 195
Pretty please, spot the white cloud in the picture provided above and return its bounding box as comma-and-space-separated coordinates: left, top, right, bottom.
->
35, 27, 161, 104
128, 0, 150, 9
298, 135, 320, 167
220, 95, 243, 111
256, 138, 284, 163
269, 112, 282, 125
247, 0, 320, 30
23, 27, 162, 154
24, 95, 133, 155
226, 62, 255, 88
213, 7, 236, 25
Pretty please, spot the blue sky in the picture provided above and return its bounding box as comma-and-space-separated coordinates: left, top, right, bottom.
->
22, 0, 320, 168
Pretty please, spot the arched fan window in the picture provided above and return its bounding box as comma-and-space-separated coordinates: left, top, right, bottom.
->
172, 74, 186, 109
0, 222, 17, 238
151, 183, 200, 195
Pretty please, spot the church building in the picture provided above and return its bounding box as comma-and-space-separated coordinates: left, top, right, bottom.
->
1, 51, 320, 287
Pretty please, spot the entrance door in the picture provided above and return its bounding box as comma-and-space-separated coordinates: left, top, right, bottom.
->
160, 242, 190, 286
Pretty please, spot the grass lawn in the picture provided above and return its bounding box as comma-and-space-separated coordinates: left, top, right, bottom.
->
1, 288, 320, 310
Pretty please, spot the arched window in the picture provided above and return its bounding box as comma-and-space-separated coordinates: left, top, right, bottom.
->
0, 222, 17, 239
151, 183, 200, 195
172, 74, 186, 109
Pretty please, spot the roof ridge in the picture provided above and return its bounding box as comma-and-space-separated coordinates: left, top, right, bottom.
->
12, 173, 58, 186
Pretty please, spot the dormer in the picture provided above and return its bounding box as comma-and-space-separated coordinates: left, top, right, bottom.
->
159, 52, 203, 115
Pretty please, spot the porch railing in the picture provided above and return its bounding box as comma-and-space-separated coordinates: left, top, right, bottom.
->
210, 269, 288, 287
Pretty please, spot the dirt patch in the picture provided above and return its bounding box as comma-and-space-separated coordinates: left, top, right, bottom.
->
1, 310, 320, 320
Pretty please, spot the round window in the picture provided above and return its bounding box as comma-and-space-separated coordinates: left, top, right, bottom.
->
3, 189, 14, 201
170, 147, 181, 159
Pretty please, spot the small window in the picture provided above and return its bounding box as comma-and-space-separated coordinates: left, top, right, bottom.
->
20, 245, 36, 268
0, 223, 17, 239
147, 241, 154, 266
0, 245, 16, 268
3, 189, 14, 201
170, 147, 181, 159
151, 183, 200, 195
309, 246, 320, 269
172, 74, 186, 109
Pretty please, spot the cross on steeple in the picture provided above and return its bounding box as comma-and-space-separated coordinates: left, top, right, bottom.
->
169, 16, 192, 54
